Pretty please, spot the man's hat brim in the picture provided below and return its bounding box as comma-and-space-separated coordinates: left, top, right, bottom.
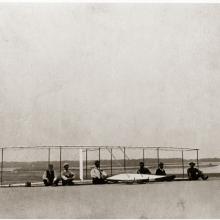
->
63, 163, 69, 167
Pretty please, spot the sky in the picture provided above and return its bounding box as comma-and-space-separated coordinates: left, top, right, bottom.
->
0, 3, 220, 161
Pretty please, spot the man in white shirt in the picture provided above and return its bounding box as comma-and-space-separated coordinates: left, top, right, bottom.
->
61, 163, 75, 185
90, 160, 107, 184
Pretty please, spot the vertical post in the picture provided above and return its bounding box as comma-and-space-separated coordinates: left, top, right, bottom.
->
85, 149, 88, 179
157, 148, 160, 166
98, 147, 101, 163
143, 148, 145, 164
59, 146, 62, 176
48, 148, 50, 166
79, 148, 83, 181
99, 147, 101, 169
1, 148, 3, 186
181, 150, 185, 178
110, 148, 113, 176
196, 149, 199, 169
124, 147, 126, 172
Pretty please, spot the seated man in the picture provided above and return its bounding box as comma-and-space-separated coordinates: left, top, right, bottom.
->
187, 162, 208, 180
90, 160, 107, 184
156, 162, 166, 175
137, 162, 151, 174
155, 162, 176, 181
42, 164, 59, 186
61, 163, 75, 185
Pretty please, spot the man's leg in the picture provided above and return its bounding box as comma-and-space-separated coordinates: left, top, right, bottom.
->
93, 178, 106, 184
53, 178, 60, 186
43, 179, 50, 186
100, 178, 107, 184
191, 175, 199, 180
198, 170, 208, 180
62, 179, 67, 186
67, 179, 74, 185
92, 178, 99, 184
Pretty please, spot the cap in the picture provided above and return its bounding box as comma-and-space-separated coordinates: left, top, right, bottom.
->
189, 162, 195, 166
95, 160, 100, 165
63, 163, 69, 168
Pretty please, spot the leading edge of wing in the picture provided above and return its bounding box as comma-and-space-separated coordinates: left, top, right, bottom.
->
107, 173, 165, 181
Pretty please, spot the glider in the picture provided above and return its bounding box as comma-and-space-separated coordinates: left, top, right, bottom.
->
107, 173, 175, 183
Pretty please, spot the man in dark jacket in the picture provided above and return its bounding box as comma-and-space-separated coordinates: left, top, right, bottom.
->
42, 164, 59, 186
187, 162, 208, 180
155, 162, 176, 181
156, 162, 166, 175
137, 162, 151, 174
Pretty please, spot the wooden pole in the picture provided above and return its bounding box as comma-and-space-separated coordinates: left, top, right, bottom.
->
99, 147, 101, 168
48, 148, 50, 165
110, 148, 113, 176
143, 148, 145, 164
196, 149, 199, 169
181, 150, 185, 178
1, 148, 3, 186
157, 148, 160, 166
79, 148, 83, 181
124, 147, 126, 171
85, 149, 88, 179
59, 146, 62, 176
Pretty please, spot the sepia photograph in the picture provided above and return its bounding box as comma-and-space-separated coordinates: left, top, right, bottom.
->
0, 1, 219, 218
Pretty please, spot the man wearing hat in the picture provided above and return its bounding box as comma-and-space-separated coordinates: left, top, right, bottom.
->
137, 162, 151, 174
156, 162, 166, 175
90, 160, 107, 184
61, 163, 75, 185
187, 162, 208, 180
42, 164, 59, 186
155, 162, 176, 181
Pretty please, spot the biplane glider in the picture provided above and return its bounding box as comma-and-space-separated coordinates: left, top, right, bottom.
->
107, 173, 176, 183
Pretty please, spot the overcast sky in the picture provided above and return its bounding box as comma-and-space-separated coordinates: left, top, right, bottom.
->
0, 3, 220, 160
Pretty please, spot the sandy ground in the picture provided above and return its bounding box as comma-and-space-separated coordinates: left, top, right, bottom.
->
0, 179, 219, 219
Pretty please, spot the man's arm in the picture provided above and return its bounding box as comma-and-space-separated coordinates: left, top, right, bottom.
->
187, 168, 192, 179
61, 171, 68, 180
42, 171, 48, 180
101, 170, 107, 178
54, 170, 57, 180
69, 171, 75, 179
91, 168, 99, 178
90, 168, 95, 178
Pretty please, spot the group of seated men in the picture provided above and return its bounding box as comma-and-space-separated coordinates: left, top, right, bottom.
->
137, 161, 167, 175
139, 161, 208, 179
43, 160, 208, 186
42, 163, 75, 186
137, 161, 208, 180
42, 160, 107, 186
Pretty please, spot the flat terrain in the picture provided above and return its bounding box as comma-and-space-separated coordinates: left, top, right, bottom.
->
0, 179, 219, 218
